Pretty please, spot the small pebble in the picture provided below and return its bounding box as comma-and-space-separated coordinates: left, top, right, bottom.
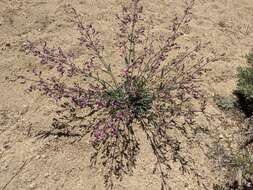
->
41, 154, 46, 159
29, 183, 37, 190
219, 134, 224, 139
35, 155, 41, 160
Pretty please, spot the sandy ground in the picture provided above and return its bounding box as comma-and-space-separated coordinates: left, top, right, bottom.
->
0, 0, 253, 189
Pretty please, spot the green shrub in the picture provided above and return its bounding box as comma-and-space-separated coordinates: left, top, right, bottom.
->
214, 95, 236, 111
232, 151, 253, 177
235, 53, 253, 116
213, 150, 253, 190
246, 53, 253, 65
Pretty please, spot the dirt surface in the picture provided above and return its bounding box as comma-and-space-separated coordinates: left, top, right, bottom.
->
0, 0, 253, 190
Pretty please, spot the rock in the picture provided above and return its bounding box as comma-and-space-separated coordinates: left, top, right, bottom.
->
219, 134, 224, 139
29, 183, 37, 190
35, 155, 41, 160
41, 154, 46, 159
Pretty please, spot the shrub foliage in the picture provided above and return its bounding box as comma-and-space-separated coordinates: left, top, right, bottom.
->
214, 95, 236, 111
235, 52, 253, 116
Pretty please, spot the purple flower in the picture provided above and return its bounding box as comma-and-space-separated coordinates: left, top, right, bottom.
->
95, 100, 105, 109
94, 129, 105, 141
116, 111, 125, 120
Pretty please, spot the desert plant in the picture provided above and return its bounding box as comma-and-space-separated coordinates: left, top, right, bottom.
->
220, 150, 253, 190
214, 95, 236, 111
246, 53, 253, 65
210, 143, 253, 190
235, 52, 253, 116
232, 151, 253, 178
15, 0, 219, 189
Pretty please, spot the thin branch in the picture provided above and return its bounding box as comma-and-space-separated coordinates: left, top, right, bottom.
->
1, 157, 34, 190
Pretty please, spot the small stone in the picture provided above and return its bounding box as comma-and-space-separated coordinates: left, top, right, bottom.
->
219, 134, 224, 139
41, 155, 46, 159
53, 174, 60, 181
29, 183, 37, 189
35, 155, 41, 160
